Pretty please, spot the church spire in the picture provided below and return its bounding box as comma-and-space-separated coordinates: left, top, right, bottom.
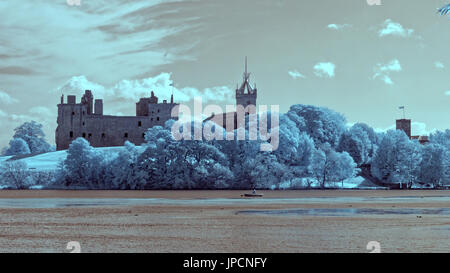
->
237, 56, 256, 95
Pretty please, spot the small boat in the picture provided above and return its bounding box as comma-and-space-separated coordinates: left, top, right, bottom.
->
241, 192, 264, 198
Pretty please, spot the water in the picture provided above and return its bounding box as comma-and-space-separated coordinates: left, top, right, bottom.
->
237, 207, 450, 216
0, 195, 448, 209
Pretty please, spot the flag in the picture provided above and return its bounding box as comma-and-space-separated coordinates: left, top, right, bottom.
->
399, 106, 404, 109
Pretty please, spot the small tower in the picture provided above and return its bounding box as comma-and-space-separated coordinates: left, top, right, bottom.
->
396, 119, 411, 138
396, 106, 411, 139
81, 90, 94, 114
236, 57, 257, 108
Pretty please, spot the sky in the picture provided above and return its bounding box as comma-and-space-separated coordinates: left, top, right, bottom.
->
1, 0, 450, 147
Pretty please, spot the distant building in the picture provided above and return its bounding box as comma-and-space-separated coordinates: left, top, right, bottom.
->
205, 57, 257, 130
56, 90, 178, 150
396, 118, 429, 144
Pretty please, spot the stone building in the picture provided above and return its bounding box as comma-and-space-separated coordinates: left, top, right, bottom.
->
396, 118, 429, 144
56, 90, 178, 150
205, 57, 257, 130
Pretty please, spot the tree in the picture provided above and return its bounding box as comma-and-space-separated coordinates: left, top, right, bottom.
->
12, 121, 52, 154
419, 143, 449, 188
137, 124, 234, 189
310, 144, 358, 189
4, 138, 31, 156
0, 161, 33, 189
137, 126, 182, 189
371, 130, 422, 188
429, 130, 450, 150
250, 152, 287, 189
215, 132, 262, 189
62, 137, 103, 188
287, 104, 346, 148
107, 141, 145, 189
275, 114, 315, 171
337, 125, 373, 166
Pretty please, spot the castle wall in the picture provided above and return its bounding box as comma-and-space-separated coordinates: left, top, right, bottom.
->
56, 95, 178, 150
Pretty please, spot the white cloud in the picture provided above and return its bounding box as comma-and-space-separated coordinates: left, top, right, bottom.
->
378, 19, 414, 38
375, 122, 436, 136
0, 109, 7, 117
56, 73, 235, 115
327, 24, 351, 30
411, 122, 437, 136
313, 62, 335, 78
435, 61, 445, 69
29, 106, 52, 117
373, 59, 402, 85
288, 70, 305, 79
0, 1, 193, 83
445, 90, 450, 96
0, 90, 18, 104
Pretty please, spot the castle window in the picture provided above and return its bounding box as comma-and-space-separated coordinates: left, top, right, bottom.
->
124, 133, 128, 138
82, 133, 86, 138
88, 133, 92, 138
138, 121, 142, 127
157, 109, 160, 113
151, 118, 154, 121
157, 117, 160, 121
82, 122, 85, 126
142, 133, 145, 138
70, 131, 73, 138
72, 112, 75, 116
101, 133, 105, 138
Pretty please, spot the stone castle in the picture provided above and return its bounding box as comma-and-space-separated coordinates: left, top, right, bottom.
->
56, 59, 258, 150
396, 119, 428, 144
56, 90, 179, 150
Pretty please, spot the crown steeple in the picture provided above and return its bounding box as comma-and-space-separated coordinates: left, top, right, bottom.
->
236, 56, 256, 95
236, 57, 257, 108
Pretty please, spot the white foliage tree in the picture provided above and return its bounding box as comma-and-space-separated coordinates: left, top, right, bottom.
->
310, 144, 358, 189
287, 104, 347, 148
419, 143, 449, 188
337, 125, 373, 166
62, 137, 104, 188
371, 130, 422, 188
108, 141, 145, 189
11, 121, 52, 154
0, 161, 33, 189
4, 138, 31, 156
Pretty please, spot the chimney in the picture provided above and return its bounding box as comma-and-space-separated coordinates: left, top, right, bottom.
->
67, 95, 76, 104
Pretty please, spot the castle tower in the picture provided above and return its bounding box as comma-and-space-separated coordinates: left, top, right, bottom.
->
81, 90, 94, 115
396, 119, 411, 139
236, 57, 257, 109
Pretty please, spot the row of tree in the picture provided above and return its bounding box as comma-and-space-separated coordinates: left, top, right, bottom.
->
1, 104, 449, 189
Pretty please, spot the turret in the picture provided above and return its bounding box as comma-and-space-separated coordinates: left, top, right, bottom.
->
81, 90, 94, 114
95, 99, 103, 115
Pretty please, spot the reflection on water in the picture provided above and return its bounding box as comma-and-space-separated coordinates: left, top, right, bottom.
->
237, 208, 450, 216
